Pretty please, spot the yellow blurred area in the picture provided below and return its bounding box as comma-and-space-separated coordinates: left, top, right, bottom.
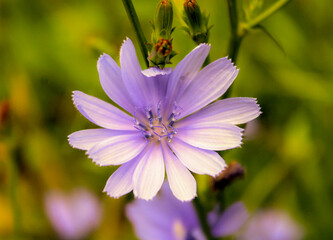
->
0, 195, 13, 234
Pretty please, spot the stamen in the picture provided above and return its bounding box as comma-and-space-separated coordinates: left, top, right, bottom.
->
145, 106, 153, 121
167, 113, 175, 123
133, 100, 181, 142
138, 123, 148, 131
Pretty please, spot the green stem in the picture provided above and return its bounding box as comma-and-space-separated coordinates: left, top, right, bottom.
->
224, 0, 243, 98
193, 197, 215, 240
122, 0, 149, 68
246, 0, 292, 29
227, 36, 242, 66
227, 0, 238, 38
226, 0, 243, 64
10, 154, 21, 239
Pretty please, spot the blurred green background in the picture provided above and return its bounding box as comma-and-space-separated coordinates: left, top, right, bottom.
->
1, 0, 332, 239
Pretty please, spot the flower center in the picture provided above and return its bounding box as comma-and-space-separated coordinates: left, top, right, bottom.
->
134, 101, 182, 142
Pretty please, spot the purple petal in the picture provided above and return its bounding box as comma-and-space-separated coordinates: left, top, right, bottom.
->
210, 202, 248, 237
97, 53, 134, 113
44, 189, 102, 239
126, 183, 200, 240
133, 144, 165, 200
177, 98, 261, 127
175, 123, 243, 151
120, 38, 150, 107
161, 142, 197, 201
103, 155, 142, 198
239, 210, 304, 240
142, 68, 171, 114
68, 129, 130, 150
165, 44, 210, 114
126, 199, 175, 240
87, 133, 147, 166
169, 138, 226, 176
178, 57, 238, 117
72, 91, 133, 130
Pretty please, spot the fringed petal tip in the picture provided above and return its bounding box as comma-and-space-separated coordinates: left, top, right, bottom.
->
196, 42, 211, 49
102, 189, 122, 199
67, 134, 75, 148
118, 37, 134, 59
71, 91, 87, 118
121, 37, 133, 50
224, 56, 239, 68
133, 194, 155, 201
72, 90, 82, 108
97, 53, 109, 68
213, 163, 228, 178
98, 52, 107, 60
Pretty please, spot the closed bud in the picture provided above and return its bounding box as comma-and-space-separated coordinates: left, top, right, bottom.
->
149, 0, 177, 69
183, 0, 210, 44
212, 161, 245, 191
154, 0, 173, 40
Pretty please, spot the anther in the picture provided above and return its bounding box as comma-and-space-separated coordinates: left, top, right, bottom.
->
138, 123, 148, 131
145, 107, 153, 121
167, 113, 175, 123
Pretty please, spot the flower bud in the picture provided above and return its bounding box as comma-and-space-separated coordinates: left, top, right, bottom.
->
212, 161, 245, 191
183, 0, 210, 44
154, 0, 173, 40
148, 0, 177, 69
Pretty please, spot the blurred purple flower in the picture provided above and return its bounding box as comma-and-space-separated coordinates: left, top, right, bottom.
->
126, 183, 248, 240
238, 209, 303, 240
44, 188, 102, 240
208, 202, 248, 237
68, 37, 260, 201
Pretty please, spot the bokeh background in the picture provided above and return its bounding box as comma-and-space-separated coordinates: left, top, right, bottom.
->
1, 0, 332, 239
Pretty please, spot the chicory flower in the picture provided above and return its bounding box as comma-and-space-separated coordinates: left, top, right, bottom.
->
68, 38, 260, 201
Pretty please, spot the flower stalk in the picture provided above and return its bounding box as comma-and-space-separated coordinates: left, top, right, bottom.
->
122, 0, 149, 67
193, 197, 215, 240
226, 0, 242, 64
9, 153, 22, 239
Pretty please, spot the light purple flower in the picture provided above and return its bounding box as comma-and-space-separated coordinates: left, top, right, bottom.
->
238, 209, 304, 240
208, 202, 249, 237
44, 188, 102, 239
126, 183, 248, 240
68, 38, 260, 201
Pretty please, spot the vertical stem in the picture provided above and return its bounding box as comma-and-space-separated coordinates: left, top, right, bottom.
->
226, 0, 243, 65
227, 0, 239, 40
224, 0, 243, 98
10, 155, 21, 239
193, 197, 215, 240
227, 35, 242, 65
122, 0, 149, 68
